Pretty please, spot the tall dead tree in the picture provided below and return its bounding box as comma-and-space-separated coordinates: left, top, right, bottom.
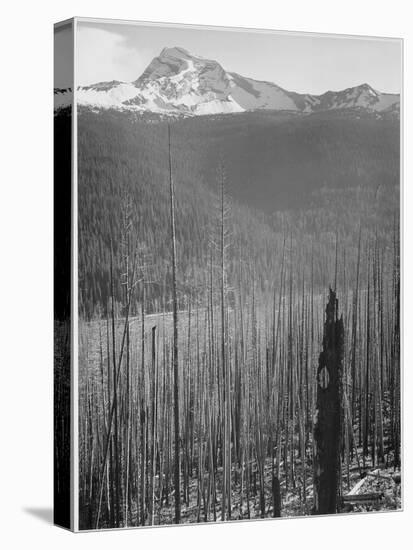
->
217, 163, 232, 520
313, 288, 344, 515
168, 123, 181, 524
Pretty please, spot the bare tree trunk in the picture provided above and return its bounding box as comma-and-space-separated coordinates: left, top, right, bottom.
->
110, 246, 120, 527
151, 325, 158, 524
168, 124, 181, 524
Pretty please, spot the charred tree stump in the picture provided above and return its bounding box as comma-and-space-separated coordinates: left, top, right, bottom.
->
313, 288, 344, 515
272, 475, 281, 517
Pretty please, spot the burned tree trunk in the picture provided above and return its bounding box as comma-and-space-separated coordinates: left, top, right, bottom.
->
272, 475, 281, 517
168, 124, 181, 524
313, 288, 344, 515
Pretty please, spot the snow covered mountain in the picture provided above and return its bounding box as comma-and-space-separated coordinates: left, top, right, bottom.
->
55, 46, 400, 116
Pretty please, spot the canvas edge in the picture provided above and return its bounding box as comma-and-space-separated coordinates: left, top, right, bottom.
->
71, 15, 403, 42
53, 17, 76, 532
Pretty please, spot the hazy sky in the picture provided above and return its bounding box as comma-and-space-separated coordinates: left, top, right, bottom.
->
74, 19, 401, 94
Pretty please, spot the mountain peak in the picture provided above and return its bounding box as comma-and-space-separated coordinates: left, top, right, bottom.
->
135, 46, 196, 84
353, 82, 377, 94
159, 46, 192, 59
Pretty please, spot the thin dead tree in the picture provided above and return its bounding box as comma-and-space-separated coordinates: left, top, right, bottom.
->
168, 123, 181, 524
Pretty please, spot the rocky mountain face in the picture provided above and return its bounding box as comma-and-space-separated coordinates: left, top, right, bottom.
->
55, 46, 400, 117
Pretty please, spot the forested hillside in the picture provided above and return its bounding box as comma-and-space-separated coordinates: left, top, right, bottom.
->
75, 109, 399, 319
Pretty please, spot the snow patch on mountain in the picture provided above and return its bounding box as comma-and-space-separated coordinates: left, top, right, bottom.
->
77, 83, 141, 109
54, 88, 72, 110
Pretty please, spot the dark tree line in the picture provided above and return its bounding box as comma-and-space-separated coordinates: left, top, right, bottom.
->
76, 109, 399, 320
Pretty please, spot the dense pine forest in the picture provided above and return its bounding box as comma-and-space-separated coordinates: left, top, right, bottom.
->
74, 108, 401, 529
77, 108, 398, 318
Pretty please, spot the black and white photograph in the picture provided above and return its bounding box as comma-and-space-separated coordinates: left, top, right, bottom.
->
54, 16, 401, 532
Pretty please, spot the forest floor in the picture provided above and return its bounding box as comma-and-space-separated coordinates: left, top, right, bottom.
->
131, 444, 401, 526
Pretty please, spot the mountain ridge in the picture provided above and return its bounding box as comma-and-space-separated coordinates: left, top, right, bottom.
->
54, 46, 400, 117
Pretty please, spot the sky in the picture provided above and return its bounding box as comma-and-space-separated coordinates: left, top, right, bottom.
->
54, 23, 73, 89
71, 19, 401, 94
